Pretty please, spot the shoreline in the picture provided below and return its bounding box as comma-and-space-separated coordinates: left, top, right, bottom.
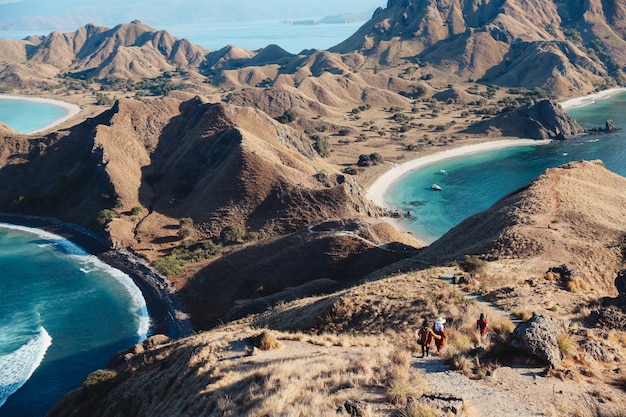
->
559, 87, 626, 110
0, 94, 82, 134
366, 138, 549, 209
0, 213, 192, 340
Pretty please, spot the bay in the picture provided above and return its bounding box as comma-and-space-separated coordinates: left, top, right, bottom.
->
386, 92, 626, 243
0, 225, 149, 417
0, 98, 70, 134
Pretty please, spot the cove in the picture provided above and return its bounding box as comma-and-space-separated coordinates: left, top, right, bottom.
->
385, 92, 626, 243
0, 96, 80, 134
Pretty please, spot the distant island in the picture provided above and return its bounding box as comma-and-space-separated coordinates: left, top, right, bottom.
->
282, 13, 371, 25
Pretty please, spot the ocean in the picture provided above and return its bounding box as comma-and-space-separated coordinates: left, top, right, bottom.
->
385, 92, 626, 243
0, 225, 149, 417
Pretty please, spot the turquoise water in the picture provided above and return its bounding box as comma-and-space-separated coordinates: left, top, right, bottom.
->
0, 98, 69, 134
386, 93, 626, 243
0, 224, 149, 417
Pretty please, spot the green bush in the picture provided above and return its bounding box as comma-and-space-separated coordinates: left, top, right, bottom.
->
96, 209, 119, 226
221, 225, 246, 243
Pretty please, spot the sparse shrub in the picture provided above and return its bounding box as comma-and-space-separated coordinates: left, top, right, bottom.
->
460, 255, 488, 277
398, 402, 436, 417
512, 310, 533, 321
246, 330, 281, 351
357, 153, 384, 167
130, 206, 143, 216
557, 334, 574, 358
82, 369, 118, 389
275, 109, 298, 124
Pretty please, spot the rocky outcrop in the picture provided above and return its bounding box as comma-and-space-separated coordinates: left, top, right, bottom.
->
331, 0, 624, 96
509, 313, 562, 367
463, 99, 587, 139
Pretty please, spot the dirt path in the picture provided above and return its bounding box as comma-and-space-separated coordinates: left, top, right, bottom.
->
412, 356, 546, 416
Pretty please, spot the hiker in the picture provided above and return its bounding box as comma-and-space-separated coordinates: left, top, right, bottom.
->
476, 313, 488, 340
416, 320, 431, 357
431, 317, 446, 355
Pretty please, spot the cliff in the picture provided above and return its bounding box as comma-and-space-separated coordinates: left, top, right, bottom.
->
464, 99, 588, 139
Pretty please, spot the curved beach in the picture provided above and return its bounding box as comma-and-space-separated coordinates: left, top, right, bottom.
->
0, 213, 192, 340
367, 87, 626, 220
366, 139, 548, 210
0, 94, 81, 133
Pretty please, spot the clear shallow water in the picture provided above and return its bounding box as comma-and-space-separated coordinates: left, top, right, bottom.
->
0, 98, 69, 134
0, 224, 149, 417
386, 92, 626, 243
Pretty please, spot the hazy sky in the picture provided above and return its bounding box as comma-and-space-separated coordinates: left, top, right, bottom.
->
0, 0, 387, 28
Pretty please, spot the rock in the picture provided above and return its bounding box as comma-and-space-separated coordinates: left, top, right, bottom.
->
509, 313, 562, 367
416, 393, 464, 415
583, 341, 616, 362
344, 400, 363, 417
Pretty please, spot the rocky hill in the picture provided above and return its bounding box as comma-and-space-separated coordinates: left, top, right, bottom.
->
44, 160, 626, 417
415, 160, 626, 292
0, 21, 206, 87
464, 99, 588, 139
331, 0, 626, 96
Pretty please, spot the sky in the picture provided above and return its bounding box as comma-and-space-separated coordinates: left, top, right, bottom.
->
0, 0, 387, 29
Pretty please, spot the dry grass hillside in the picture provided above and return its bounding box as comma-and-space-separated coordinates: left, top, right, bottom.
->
416, 160, 626, 299
331, 0, 625, 96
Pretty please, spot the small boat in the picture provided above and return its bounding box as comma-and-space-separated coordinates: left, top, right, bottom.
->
431, 183, 442, 190
439, 169, 447, 175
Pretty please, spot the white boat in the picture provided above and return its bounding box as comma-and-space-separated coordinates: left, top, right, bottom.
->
439, 169, 447, 175
431, 183, 442, 190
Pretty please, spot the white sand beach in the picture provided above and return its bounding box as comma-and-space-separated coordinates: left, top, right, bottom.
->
0, 94, 81, 133
366, 139, 549, 210
559, 87, 626, 110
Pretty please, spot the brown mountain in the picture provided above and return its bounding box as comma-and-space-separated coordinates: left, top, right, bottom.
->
0, 21, 207, 87
331, 0, 626, 96
414, 160, 626, 291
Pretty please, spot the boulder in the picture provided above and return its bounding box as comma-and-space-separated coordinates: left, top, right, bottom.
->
509, 313, 562, 367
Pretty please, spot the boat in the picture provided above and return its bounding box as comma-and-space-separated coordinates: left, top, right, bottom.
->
439, 169, 447, 175
431, 183, 442, 190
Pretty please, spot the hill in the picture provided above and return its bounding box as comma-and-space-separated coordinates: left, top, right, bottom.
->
0, 21, 206, 87
415, 160, 626, 294
331, 0, 626, 96
44, 160, 626, 416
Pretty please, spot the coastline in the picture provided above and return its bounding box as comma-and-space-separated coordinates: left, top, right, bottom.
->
0, 213, 192, 340
559, 87, 626, 110
366, 139, 549, 210
0, 94, 81, 133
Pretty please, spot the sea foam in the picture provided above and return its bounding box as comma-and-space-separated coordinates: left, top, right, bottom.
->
0, 327, 52, 408
0, 223, 150, 341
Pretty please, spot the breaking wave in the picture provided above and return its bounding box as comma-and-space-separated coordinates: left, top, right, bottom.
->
0, 327, 52, 408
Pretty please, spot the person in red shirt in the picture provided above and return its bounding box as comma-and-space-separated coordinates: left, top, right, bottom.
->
476, 313, 488, 341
